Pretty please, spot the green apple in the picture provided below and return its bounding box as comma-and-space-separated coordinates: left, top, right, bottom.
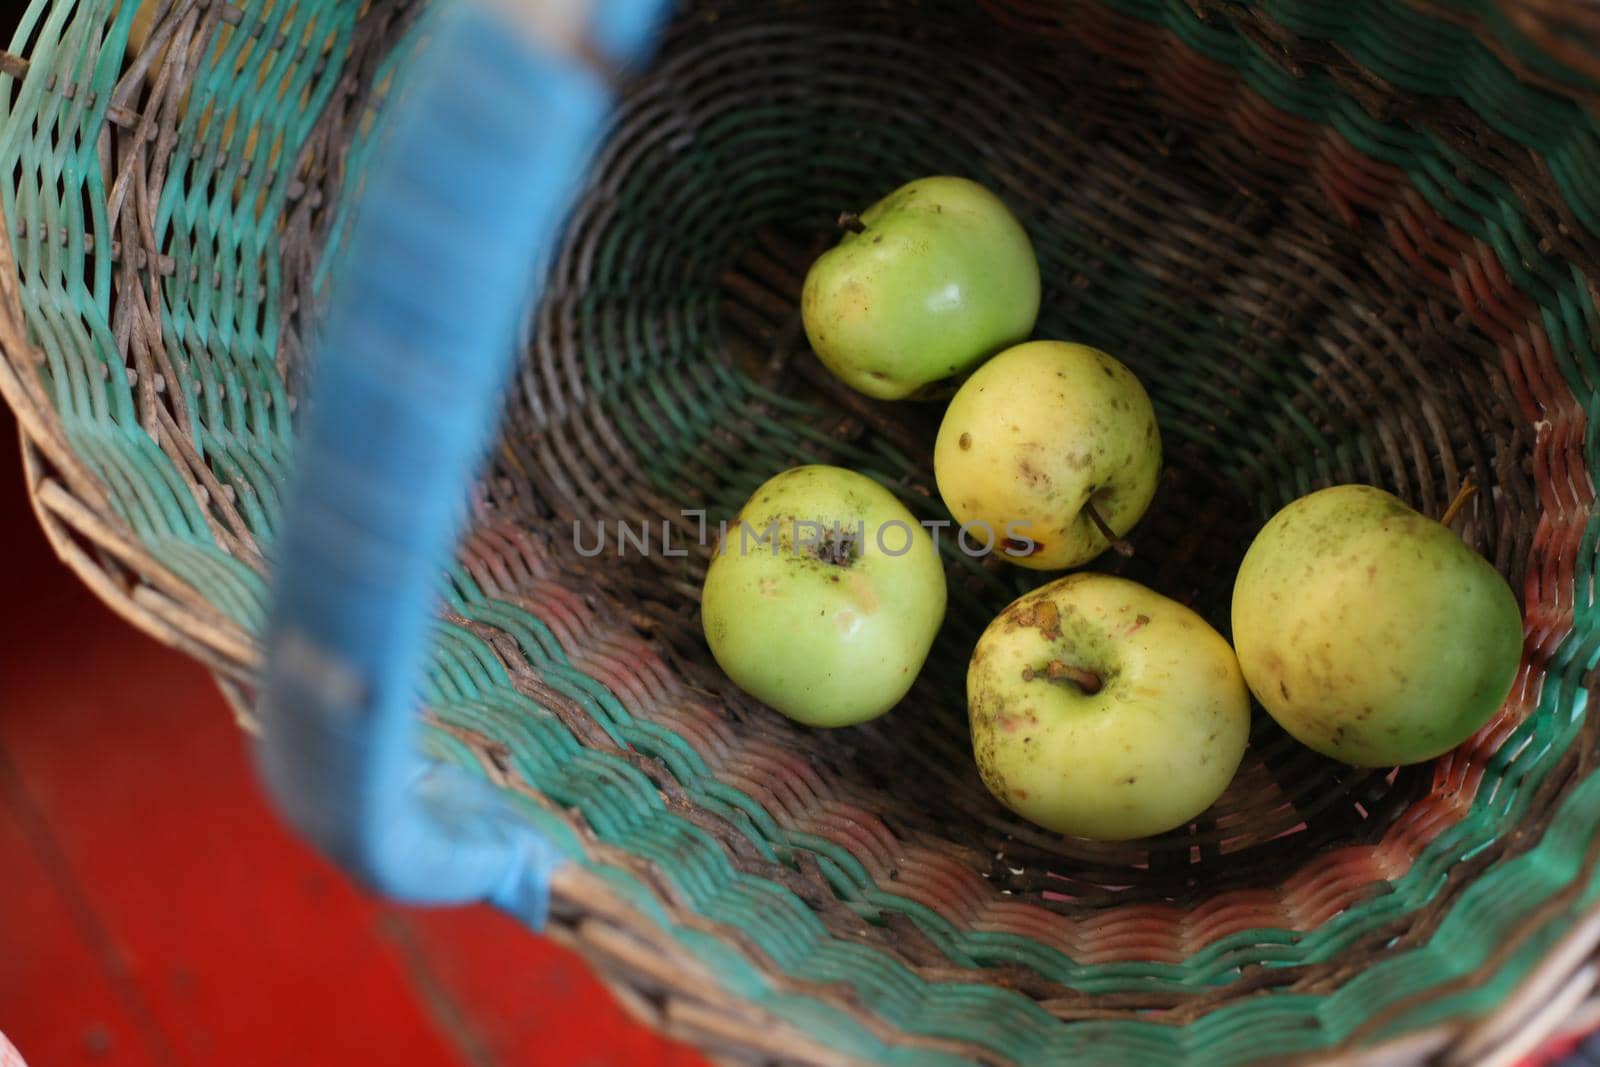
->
1231, 484, 1523, 766
801, 176, 1039, 400
968, 573, 1250, 839
701, 465, 947, 727
934, 341, 1161, 570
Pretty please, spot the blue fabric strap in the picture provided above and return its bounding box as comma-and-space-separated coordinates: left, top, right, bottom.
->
257, 1, 664, 926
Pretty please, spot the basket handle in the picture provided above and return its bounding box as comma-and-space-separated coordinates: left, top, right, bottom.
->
255, 0, 664, 926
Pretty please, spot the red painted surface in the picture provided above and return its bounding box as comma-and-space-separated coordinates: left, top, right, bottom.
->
0, 761, 166, 1067
0, 407, 706, 1067
400, 908, 708, 1067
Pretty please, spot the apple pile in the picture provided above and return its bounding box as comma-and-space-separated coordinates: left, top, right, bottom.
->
700, 176, 1524, 841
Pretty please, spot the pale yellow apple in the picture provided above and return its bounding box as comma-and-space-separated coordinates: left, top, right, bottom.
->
1232, 484, 1523, 766
934, 341, 1161, 570
968, 573, 1250, 839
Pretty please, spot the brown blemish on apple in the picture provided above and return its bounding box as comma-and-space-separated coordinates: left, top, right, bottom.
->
846, 572, 880, 614
1014, 788, 1029, 800
836, 281, 870, 321
1126, 613, 1150, 635
1066, 452, 1090, 470
958, 432, 972, 450
758, 577, 780, 596
1018, 459, 1050, 488
808, 526, 859, 568
1023, 659, 1102, 694
1035, 601, 1063, 640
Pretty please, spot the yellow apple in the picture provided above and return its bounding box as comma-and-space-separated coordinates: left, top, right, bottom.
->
1231, 484, 1523, 766
968, 573, 1250, 839
935, 341, 1161, 569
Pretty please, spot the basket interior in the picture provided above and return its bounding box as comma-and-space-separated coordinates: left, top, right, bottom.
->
5, 0, 1600, 1063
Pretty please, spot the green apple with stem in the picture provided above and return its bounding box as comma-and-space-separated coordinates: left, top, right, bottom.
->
968, 573, 1250, 840
1231, 483, 1523, 766
702, 465, 947, 727
801, 176, 1040, 400
934, 340, 1161, 570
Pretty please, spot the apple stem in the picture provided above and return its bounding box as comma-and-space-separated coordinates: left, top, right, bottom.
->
837, 211, 867, 234
1084, 500, 1134, 557
1041, 660, 1103, 694
1440, 479, 1478, 530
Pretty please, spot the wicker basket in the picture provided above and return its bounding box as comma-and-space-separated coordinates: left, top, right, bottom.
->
4, 0, 1600, 1063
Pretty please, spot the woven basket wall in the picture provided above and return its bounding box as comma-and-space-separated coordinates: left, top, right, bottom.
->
3, 1, 1600, 1064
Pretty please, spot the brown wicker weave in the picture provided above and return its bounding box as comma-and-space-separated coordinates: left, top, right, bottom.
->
4, 0, 1600, 1063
